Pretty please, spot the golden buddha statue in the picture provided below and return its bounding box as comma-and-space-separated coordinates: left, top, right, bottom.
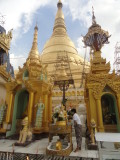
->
56, 139, 62, 150
58, 105, 67, 121
56, 104, 67, 126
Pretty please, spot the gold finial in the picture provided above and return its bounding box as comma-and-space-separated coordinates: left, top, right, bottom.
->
28, 26, 39, 59
35, 21, 38, 30
34, 23, 38, 31
57, 0, 63, 8
53, 0, 66, 33
92, 6, 96, 25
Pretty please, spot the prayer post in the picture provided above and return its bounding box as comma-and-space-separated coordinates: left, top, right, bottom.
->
54, 79, 74, 108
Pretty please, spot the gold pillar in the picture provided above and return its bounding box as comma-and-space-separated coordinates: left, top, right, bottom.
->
96, 98, 104, 132
88, 89, 93, 122
117, 94, 120, 116
43, 93, 48, 128
28, 92, 34, 123
6, 92, 14, 123
48, 94, 52, 123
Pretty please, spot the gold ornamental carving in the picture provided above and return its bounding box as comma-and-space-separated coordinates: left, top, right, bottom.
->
0, 29, 12, 54
86, 73, 120, 99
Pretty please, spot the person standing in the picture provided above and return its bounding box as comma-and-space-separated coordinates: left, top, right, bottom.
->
71, 108, 82, 152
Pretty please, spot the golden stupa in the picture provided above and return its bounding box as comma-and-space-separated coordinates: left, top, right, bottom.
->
41, 0, 89, 108
0, 26, 52, 136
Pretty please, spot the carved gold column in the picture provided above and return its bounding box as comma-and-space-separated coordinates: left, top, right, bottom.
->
88, 88, 93, 122
48, 94, 52, 123
117, 94, 120, 116
96, 97, 104, 132
6, 91, 14, 123
43, 92, 48, 129
28, 92, 34, 123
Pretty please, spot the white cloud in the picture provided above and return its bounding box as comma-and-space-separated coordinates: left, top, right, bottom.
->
10, 53, 26, 70
64, 0, 91, 26
0, 0, 53, 44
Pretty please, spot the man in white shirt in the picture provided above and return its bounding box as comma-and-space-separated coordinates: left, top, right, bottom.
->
71, 108, 82, 152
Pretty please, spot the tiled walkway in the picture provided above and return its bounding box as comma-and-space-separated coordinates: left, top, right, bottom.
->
0, 137, 98, 159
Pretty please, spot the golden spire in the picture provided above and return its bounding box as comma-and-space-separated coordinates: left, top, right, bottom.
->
28, 25, 39, 59
53, 0, 66, 35
42, 0, 78, 56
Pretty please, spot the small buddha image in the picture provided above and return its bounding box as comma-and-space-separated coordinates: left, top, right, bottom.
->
58, 104, 67, 121
52, 104, 68, 125
56, 139, 62, 150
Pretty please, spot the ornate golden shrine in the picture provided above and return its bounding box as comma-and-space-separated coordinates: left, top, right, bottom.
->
83, 9, 120, 133
0, 26, 52, 136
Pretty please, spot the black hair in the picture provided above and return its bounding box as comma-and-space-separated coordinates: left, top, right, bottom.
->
71, 108, 76, 113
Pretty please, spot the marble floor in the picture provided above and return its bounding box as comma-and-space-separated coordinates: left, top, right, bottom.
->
0, 137, 99, 159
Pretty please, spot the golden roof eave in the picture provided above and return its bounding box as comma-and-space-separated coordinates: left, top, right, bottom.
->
0, 29, 12, 54
0, 66, 12, 81
0, 43, 9, 53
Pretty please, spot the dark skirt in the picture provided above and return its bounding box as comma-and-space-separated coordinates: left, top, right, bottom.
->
74, 124, 82, 148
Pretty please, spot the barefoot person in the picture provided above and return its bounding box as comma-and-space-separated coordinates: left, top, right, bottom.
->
71, 108, 82, 152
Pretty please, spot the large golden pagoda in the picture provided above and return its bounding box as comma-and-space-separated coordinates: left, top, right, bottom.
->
84, 9, 120, 133
0, 26, 52, 136
41, 0, 89, 108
